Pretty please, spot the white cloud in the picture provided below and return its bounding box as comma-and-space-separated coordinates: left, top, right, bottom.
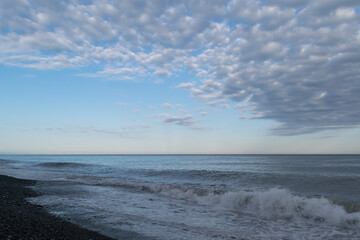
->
177, 82, 194, 89
100, 67, 143, 75
162, 103, 174, 109
82, 66, 146, 80
154, 68, 171, 76
2, 0, 360, 135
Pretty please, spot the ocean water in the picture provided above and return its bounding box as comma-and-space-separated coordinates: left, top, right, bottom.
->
0, 154, 359, 239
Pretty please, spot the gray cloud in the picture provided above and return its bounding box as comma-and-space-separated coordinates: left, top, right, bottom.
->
2, 0, 360, 135
179, 2, 360, 135
151, 113, 205, 130
177, 79, 229, 108
161, 114, 195, 127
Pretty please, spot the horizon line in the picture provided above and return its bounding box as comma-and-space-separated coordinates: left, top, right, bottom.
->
1, 153, 360, 155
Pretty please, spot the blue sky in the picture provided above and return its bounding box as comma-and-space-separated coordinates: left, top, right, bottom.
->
1, 0, 360, 154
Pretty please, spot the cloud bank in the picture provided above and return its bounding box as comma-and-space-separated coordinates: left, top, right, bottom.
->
1, 0, 360, 135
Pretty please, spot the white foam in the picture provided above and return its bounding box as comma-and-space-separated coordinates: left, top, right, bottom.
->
216, 188, 359, 225
30, 182, 360, 240
148, 185, 360, 227
56, 176, 360, 227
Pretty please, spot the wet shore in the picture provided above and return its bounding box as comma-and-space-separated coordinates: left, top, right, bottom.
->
0, 174, 116, 240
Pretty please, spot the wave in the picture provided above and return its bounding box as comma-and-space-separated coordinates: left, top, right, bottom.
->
36, 162, 90, 168
131, 168, 265, 182
157, 186, 360, 227
0, 159, 15, 163
63, 176, 360, 227
213, 189, 360, 225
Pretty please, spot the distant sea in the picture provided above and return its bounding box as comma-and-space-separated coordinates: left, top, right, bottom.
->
0, 154, 359, 239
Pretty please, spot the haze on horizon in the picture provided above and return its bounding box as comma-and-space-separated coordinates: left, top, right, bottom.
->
1, 0, 360, 154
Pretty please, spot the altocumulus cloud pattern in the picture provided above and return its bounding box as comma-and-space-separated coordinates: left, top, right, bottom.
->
1, 0, 359, 135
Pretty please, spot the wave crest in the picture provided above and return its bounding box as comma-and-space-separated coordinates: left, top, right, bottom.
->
147, 185, 360, 226
63, 176, 360, 227
216, 188, 360, 226
36, 162, 89, 168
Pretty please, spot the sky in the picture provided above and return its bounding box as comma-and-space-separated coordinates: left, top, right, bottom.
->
1, 0, 360, 154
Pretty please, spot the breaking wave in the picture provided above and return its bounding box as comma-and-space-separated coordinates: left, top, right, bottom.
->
65, 176, 360, 227
211, 188, 360, 226
152, 185, 360, 226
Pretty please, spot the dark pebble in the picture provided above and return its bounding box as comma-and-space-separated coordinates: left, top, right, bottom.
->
0, 175, 115, 240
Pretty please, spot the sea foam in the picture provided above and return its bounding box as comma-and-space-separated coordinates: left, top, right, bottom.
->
215, 188, 360, 225
64, 176, 360, 227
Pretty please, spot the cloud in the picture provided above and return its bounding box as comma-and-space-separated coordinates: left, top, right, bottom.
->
19, 125, 150, 137
82, 65, 147, 80
162, 103, 185, 109
151, 113, 204, 130
180, 1, 360, 135
177, 82, 194, 89
162, 103, 174, 109
2, 0, 360, 135
161, 114, 195, 126
154, 68, 171, 76
177, 80, 229, 108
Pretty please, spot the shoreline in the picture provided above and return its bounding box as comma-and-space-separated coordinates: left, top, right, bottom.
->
0, 174, 117, 240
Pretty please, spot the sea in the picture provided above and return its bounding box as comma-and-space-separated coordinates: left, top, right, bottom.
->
0, 154, 359, 240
